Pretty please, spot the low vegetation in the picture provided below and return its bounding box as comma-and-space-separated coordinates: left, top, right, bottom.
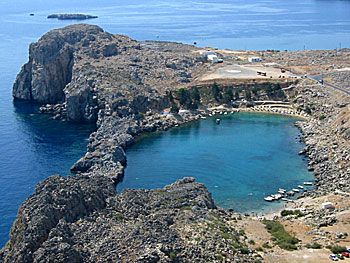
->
305, 243, 322, 249
326, 245, 348, 254
280, 210, 305, 217
262, 220, 299, 251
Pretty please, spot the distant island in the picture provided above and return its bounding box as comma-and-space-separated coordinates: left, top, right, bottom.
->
47, 14, 98, 20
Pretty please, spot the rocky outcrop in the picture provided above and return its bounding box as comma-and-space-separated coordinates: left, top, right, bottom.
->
291, 79, 350, 195
0, 174, 116, 263
0, 177, 254, 262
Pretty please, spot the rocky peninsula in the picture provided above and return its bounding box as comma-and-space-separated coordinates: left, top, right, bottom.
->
2, 24, 350, 262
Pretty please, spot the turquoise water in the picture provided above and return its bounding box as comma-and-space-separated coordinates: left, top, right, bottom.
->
1, 0, 349, 248
118, 113, 314, 213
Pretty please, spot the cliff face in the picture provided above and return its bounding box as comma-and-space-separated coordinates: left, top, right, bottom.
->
0, 177, 253, 262
13, 24, 206, 120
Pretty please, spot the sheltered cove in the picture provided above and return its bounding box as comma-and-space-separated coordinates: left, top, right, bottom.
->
1, 24, 350, 262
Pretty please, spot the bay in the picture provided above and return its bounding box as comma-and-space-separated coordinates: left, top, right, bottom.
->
118, 113, 314, 213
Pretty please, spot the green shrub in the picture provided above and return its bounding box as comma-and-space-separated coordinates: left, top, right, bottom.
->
262, 220, 299, 251
280, 210, 305, 217
319, 115, 326, 120
305, 243, 322, 249
326, 245, 347, 254
262, 242, 272, 249
248, 240, 256, 245
255, 247, 264, 252
169, 252, 176, 260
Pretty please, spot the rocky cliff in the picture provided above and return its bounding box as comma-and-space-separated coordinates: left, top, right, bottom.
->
0, 177, 254, 262
13, 24, 208, 182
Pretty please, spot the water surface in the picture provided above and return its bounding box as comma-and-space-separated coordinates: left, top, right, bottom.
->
118, 113, 314, 213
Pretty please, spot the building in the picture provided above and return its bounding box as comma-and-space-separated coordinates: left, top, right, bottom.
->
322, 202, 335, 210
207, 54, 219, 63
199, 50, 216, 56
248, 57, 261, 62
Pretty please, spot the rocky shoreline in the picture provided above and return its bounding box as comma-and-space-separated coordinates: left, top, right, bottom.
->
2, 24, 349, 262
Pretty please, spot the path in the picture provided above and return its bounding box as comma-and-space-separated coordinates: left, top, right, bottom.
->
309, 71, 350, 95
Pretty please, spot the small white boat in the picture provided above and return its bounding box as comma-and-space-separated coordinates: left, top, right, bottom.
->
304, 182, 313, 185
220, 111, 223, 115
281, 198, 288, 201
264, 196, 274, 202
224, 112, 228, 115
201, 116, 207, 119
209, 114, 213, 117
292, 188, 300, 192
216, 118, 221, 124
279, 188, 286, 192
278, 190, 286, 194
298, 185, 304, 189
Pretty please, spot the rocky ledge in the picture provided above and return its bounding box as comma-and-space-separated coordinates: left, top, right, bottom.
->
0, 177, 255, 262
47, 14, 98, 20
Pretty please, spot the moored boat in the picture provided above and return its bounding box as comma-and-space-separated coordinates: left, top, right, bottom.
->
304, 182, 313, 185
264, 196, 274, 202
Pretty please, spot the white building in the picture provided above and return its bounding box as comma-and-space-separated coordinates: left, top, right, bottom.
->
248, 57, 261, 62
322, 202, 335, 210
207, 54, 219, 63
199, 50, 216, 56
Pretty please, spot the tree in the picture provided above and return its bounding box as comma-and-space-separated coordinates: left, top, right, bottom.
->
211, 81, 220, 100
191, 87, 200, 102
170, 103, 179, 114
168, 91, 174, 102
176, 88, 187, 105
222, 88, 233, 104
234, 90, 240, 101
245, 90, 252, 101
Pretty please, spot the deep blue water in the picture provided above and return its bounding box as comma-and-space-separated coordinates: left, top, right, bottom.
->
0, 0, 349, 248
118, 113, 314, 213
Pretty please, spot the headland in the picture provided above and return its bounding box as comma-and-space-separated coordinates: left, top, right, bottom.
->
1, 24, 350, 262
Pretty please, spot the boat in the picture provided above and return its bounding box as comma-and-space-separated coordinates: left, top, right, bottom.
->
216, 118, 221, 124
287, 190, 295, 196
224, 112, 228, 115
304, 182, 313, 185
278, 190, 286, 194
201, 116, 207, 119
275, 194, 283, 199
292, 188, 300, 192
279, 188, 286, 192
264, 196, 274, 202
209, 114, 213, 117
281, 198, 288, 201
298, 185, 304, 189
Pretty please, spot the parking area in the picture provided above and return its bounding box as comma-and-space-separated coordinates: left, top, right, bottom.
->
200, 64, 297, 81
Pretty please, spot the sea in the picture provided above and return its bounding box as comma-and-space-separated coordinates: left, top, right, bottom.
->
0, 0, 350, 247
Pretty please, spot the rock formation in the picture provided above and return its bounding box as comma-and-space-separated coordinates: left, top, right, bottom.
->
0, 177, 254, 262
